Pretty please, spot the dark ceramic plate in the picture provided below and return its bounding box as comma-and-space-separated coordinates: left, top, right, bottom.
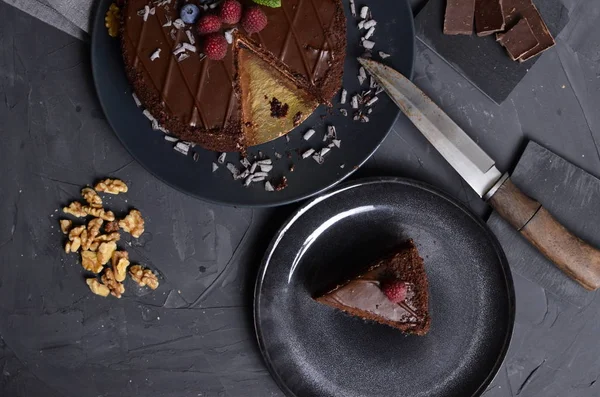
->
255, 177, 515, 397
90, 0, 415, 207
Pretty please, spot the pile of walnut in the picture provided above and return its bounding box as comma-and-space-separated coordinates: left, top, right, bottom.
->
60, 178, 159, 298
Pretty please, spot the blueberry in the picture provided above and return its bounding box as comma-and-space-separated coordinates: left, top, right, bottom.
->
180, 4, 200, 24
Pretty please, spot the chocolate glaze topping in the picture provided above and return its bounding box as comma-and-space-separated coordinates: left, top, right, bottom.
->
121, 0, 346, 152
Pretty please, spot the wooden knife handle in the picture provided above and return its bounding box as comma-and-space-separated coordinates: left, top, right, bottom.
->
488, 177, 600, 290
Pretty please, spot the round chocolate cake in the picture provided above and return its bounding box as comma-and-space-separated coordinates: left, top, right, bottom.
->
121, 0, 346, 152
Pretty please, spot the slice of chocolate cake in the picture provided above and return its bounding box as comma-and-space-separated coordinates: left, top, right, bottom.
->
315, 240, 430, 335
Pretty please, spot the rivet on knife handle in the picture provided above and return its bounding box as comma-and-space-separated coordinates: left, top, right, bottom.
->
487, 177, 600, 290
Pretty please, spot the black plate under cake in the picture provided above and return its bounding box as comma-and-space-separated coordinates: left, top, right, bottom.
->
91, 0, 416, 207
255, 177, 515, 397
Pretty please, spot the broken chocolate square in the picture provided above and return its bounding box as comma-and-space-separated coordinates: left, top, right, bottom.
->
497, 18, 538, 60
498, 0, 555, 61
475, 0, 505, 36
443, 0, 476, 35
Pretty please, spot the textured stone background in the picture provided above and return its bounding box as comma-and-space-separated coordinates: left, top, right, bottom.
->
1, 0, 600, 395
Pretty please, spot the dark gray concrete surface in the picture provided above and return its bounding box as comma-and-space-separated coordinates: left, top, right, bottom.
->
1, 0, 600, 396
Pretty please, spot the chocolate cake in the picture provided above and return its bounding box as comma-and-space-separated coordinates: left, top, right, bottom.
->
316, 240, 431, 335
121, 0, 346, 152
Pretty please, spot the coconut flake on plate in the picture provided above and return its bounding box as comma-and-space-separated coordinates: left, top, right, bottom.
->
240, 158, 251, 168
303, 129, 316, 141
212, 162, 219, 172
327, 125, 337, 139
258, 159, 272, 165
164, 135, 178, 142
364, 20, 377, 29
312, 154, 325, 164
379, 51, 391, 59
302, 148, 315, 159
358, 67, 367, 85
366, 97, 379, 107
362, 40, 375, 50
360, 6, 369, 19
332, 139, 341, 148
174, 142, 190, 155
132, 93, 142, 107
340, 109, 348, 117
217, 152, 226, 164
340, 89, 347, 104
226, 163, 240, 176
349, 0, 356, 17
365, 26, 375, 40
260, 164, 273, 172
358, 20, 365, 30
351, 95, 359, 109
143, 109, 155, 121
265, 181, 275, 192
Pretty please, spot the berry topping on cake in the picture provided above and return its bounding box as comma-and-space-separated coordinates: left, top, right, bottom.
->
241, 7, 268, 34
197, 14, 222, 35
180, 4, 200, 24
203, 33, 228, 60
220, 0, 243, 24
381, 280, 408, 304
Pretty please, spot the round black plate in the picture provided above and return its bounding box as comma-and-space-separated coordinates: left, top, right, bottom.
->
255, 178, 515, 397
90, 0, 415, 207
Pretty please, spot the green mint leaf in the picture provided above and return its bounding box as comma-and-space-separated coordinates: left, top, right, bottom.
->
253, 0, 281, 8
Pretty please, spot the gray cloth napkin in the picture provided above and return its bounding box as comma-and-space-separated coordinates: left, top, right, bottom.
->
1, 0, 96, 40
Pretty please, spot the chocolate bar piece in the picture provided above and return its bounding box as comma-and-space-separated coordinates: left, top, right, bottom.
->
475, 0, 505, 36
444, 0, 476, 35
498, 0, 555, 61
497, 18, 538, 60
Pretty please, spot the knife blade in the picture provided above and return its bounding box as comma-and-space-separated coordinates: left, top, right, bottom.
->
359, 57, 600, 291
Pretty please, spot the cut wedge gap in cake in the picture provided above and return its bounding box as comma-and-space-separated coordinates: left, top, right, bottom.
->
234, 38, 320, 147
315, 239, 431, 336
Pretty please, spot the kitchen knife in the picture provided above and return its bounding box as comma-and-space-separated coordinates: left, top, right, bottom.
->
359, 57, 600, 291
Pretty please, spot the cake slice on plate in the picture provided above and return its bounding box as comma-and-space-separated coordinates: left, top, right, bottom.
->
315, 239, 431, 335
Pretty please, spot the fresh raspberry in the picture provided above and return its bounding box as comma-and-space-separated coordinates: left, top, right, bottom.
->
381, 280, 408, 304
197, 14, 222, 35
241, 6, 268, 34
203, 34, 228, 60
220, 0, 242, 24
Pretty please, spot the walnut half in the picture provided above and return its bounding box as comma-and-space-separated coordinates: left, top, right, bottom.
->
111, 251, 130, 282
81, 251, 104, 274
119, 209, 145, 238
82, 218, 103, 251
86, 278, 110, 297
65, 225, 86, 253
97, 241, 117, 266
63, 202, 87, 217
83, 206, 115, 222
59, 219, 73, 235
82, 187, 103, 208
129, 265, 159, 290
95, 179, 128, 195
101, 268, 125, 298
